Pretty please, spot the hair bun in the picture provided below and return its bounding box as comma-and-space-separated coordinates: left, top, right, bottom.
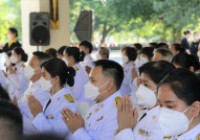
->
79, 51, 85, 61
66, 67, 76, 77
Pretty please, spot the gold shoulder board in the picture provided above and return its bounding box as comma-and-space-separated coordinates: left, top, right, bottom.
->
115, 97, 121, 107
64, 94, 75, 103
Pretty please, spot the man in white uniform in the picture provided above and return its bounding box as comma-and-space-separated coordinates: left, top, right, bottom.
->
62, 60, 124, 140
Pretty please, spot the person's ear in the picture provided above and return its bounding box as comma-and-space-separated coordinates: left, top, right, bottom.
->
18, 55, 22, 61
53, 76, 60, 86
190, 101, 200, 118
107, 79, 115, 91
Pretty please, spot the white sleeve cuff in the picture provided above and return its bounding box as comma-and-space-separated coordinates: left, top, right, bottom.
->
72, 128, 91, 140
114, 128, 135, 140
32, 113, 46, 131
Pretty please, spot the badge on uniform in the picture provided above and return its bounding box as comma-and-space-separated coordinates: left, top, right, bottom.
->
64, 94, 75, 103
115, 97, 121, 107
74, 67, 79, 71
46, 115, 54, 119
196, 134, 200, 140
163, 136, 171, 139
97, 116, 103, 122
138, 129, 149, 137
21, 64, 25, 68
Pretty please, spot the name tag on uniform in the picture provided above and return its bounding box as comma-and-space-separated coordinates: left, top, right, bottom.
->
46, 115, 54, 119
138, 129, 149, 137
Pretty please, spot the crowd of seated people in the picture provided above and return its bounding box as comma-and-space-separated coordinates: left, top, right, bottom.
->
0, 27, 199, 140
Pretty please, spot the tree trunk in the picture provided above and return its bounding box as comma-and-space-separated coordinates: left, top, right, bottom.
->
100, 22, 114, 43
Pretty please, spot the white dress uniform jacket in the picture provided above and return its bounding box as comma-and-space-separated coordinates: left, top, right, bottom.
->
7, 62, 29, 99
120, 62, 136, 96
114, 106, 163, 140
70, 91, 121, 140
169, 124, 200, 140
81, 54, 94, 69
18, 79, 50, 134
32, 87, 78, 138
70, 63, 89, 103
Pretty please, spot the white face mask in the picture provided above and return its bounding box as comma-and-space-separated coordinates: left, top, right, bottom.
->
10, 56, 18, 64
135, 56, 149, 68
96, 53, 102, 60
38, 77, 52, 92
135, 85, 157, 109
84, 81, 108, 101
84, 81, 99, 100
122, 55, 129, 64
159, 107, 191, 137
24, 65, 35, 80
5, 57, 11, 66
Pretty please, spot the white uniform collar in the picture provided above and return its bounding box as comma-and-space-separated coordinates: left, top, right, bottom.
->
50, 88, 68, 102
97, 90, 121, 106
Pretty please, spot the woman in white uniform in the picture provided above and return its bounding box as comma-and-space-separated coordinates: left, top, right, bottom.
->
18, 51, 51, 134
64, 47, 89, 103
157, 68, 200, 140
27, 58, 78, 139
6, 48, 29, 100
120, 47, 137, 96
115, 61, 175, 140
115, 68, 200, 140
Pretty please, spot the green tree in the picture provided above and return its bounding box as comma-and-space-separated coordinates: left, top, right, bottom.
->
0, 0, 21, 42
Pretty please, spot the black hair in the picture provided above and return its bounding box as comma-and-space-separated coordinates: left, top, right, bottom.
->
133, 43, 142, 50
139, 61, 175, 84
171, 43, 185, 53
65, 47, 85, 62
8, 27, 18, 37
140, 47, 154, 60
156, 42, 169, 49
149, 42, 158, 48
158, 68, 200, 105
94, 60, 124, 90
13, 48, 28, 62
184, 30, 191, 35
80, 41, 93, 54
99, 47, 110, 59
33, 51, 51, 63
172, 53, 200, 71
58, 46, 68, 55
41, 58, 75, 87
0, 100, 23, 139
19, 134, 65, 140
45, 48, 57, 58
122, 47, 137, 61
155, 48, 173, 58
0, 85, 10, 101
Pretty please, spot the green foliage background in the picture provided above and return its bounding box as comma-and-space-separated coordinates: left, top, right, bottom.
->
1, 0, 200, 44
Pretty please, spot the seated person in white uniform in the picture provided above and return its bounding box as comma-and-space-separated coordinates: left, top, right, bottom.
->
79, 41, 94, 74
57, 46, 68, 60
115, 61, 175, 140
64, 47, 89, 103
115, 69, 200, 140
120, 47, 137, 96
157, 69, 200, 140
62, 60, 124, 140
27, 58, 78, 139
95, 47, 110, 60
6, 48, 29, 100
18, 51, 51, 134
